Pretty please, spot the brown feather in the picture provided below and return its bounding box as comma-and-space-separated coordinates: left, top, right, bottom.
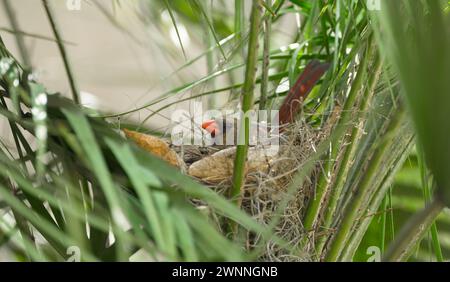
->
278, 60, 330, 127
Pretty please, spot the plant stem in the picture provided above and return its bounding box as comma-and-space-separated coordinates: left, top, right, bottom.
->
41, 0, 80, 104
163, 0, 187, 61
2, 0, 31, 67
193, 0, 227, 61
418, 146, 444, 261
235, 0, 244, 46
1, 177, 35, 261
230, 0, 262, 208
383, 197, 444, 262
339, 134, 414, 261
429, 221, 443, 261
259, 0, 271, 110
333, 0, 340, 74
324, 107, 407, 261
317, 52, 381, 252
302, 38, 372, 232
380, 193, 388, 254
204, 0, 216, 109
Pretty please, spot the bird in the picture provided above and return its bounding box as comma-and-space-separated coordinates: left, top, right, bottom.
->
125, 61, 330, 182
201, 60, 330, 146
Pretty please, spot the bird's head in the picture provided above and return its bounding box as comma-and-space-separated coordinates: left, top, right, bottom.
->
201, 119, 220, 137
201, 118, 235, 139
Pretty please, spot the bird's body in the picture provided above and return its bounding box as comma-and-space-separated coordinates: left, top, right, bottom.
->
125, 60, 330, 183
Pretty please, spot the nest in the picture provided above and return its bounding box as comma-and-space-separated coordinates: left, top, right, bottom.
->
183, 119, 333, 261
124, 111, 338, 261
244, 122, 322, 261
243, 120, 329, 261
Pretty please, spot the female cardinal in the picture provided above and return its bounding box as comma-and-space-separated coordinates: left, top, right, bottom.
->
202, 60, 330, 145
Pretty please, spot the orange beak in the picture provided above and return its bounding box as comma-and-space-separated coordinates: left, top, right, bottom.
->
201, 119, 219, 137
